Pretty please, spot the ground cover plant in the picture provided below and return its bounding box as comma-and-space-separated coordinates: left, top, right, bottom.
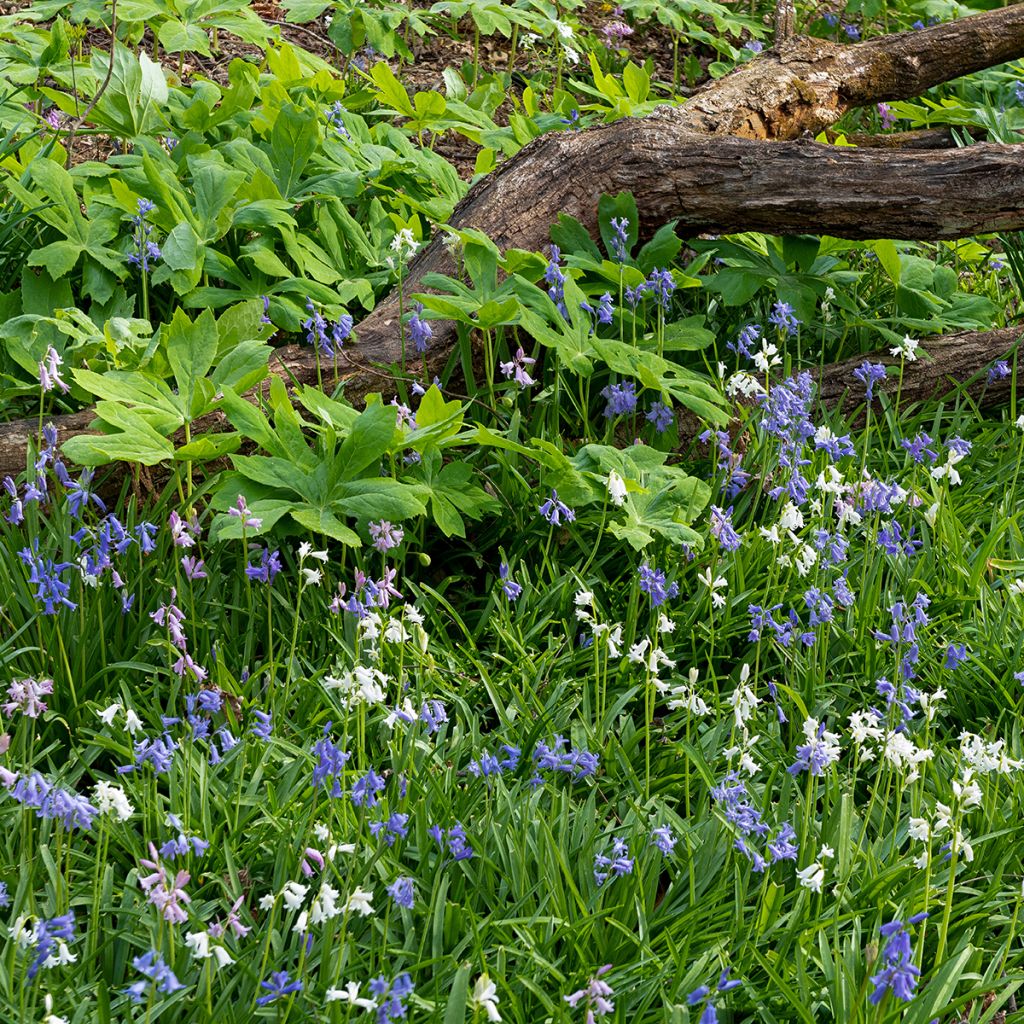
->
1, 0, 1024, 1021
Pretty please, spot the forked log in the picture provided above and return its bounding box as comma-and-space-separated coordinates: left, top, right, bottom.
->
2, 5, 1024, 477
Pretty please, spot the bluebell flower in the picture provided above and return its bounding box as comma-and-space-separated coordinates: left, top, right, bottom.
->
593, 836, 634, 885
645, 268, 675, 310
387, 876, 415, 909
127, 198, 161, 272
125, 950, 184, 1001
709, 505, 742, 552
251, 709, 272, 741
944, 643, 968, 670
419, 700, 448, 734
768, 301, 800, 336
766, 821, 799, 862
311, 724, 350, 797
729, 323, 762, 359
538, 489, 575, 526
638, 562, 678, 607
498, 562, 522, 601
645, 400, 674, 433
900, 432, 938, 464
18, 541, 76, 614
256, 970, 302, 1006
533, 737, 599, 780
609, 217, 629, 261
28, 912, 75, 980
869, 915, 927, 1004
988, 359, 1011, 384
650, 825, 676, 855
601, 380, 637, 418
468, 745, 520, 778
351, 768, 385, 808
408, 303, 432, 353
545, 245, 568, 316
853, 361, 887, 400
369, 973, 414, 1023
245, 548, 282, 584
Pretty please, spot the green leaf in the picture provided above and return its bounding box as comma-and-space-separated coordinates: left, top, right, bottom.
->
62, 411, 175, 467
550, 213, 601, 260
443, 964, 472, 1024
289, 505, 362, 545
370, 61, 415, 118
636, 221, 681, 274
336, 402, 399, 480
270, 105, 319, 200
660, 316, 714, 351
165, 307, 219, 412
161, 222, 201, 273
622, 62, 650, 104
28, 239, 83, 279
872, 239, 902, 284
780, 234, 821, 272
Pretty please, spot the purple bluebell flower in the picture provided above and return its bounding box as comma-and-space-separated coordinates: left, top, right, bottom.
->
533, 737, 598, 781
987, 358, 1011, 382
18, 541, 76, 614
251, 710, 272, 741
645, 268, 675, 311
127, 198, 161, 272
609, 217, 630, 261
408, 303, 432, 353
245, 548, 282, 584
538, 489, 575, 526
369, 973, 414, 1022
369, 520, 404, 553
729, 323, 761, 360
499, 347, 536, 388
869, 915, 927, 1005
645, 400, 673, 433
498, 562, 522, 601
766, 821, 799, 862
709, 505, 742, 552
638, 562, 679, 607
468, 745, 520, 778
843, 23, 860, 39
768, 301, 800, 336
853, 361, 886, 400
351, 768, 385, 808
650, 825, 676, 855
900, 433, 938, 465
601, 380, 637, 418
545, 245, 568, 317
256, 970, 302, 1006
944, 643, 968, 670
387, 876, 415, 909
28, 913, 75, 980
38, 346, 69, 395
593, 836, 634, 885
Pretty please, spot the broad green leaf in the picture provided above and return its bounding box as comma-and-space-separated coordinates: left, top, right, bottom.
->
289, 506, 361, 545
336, 402, 399, 480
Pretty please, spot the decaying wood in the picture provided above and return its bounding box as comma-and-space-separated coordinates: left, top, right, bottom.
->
815, 326, 1024, 412
3, 4, 1024, 478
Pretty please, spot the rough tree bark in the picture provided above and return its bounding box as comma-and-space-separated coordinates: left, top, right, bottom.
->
2, 6, 1024, 476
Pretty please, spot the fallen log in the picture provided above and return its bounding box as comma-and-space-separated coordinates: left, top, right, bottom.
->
815, 326, 1024, 412
2, 4, 1024, 477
